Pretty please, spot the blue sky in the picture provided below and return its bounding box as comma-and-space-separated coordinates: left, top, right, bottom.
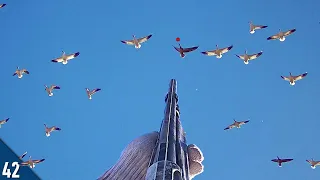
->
0, 0, 320, 179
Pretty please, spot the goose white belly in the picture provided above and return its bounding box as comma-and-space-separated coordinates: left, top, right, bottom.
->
62, 61, 68, 65
135, 44, 141, 49
289, 81, 295, 86
279, 37, 286, 41
216, 54, 222, 58
250, 30, 255, 34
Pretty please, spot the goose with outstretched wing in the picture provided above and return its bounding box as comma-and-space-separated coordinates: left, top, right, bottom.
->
86, 88, 101, 100
201, 45, 233, 59
121, 34, 152, 49
281, 72, 308, 86
44, 124, 61, 137
224, 119, 250, 130
271, 156, 293, 167
173, 43, 198, 58
51, 51, 80, 65
235, 50, 263, 64
0, 118, 9, 128
267, 29, 296, 42
44, 85, 61, 96
249, 21, 268, 34
13, 67, 29, 79
20, 156, 45, 169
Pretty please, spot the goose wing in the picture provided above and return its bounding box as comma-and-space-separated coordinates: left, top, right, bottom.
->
173, 46, 181, 52
66, 52, 80, 60
239, 120, 249, 125
53, 126, 61, 131
51, 85, 61, 90
281, 75, 290, 81
284, 29, 296, 36
137, 34, 152, 44
21, 69, 29, 74
267, 33, 280, 40
33, 159, 45, 164
293, 72, 308, 81
235, 54, 245, 60
255, 25, 268, 30
0, 4, 6, 8
20, 152, 27, 159
91, 88, 101, 95
183, 46, 199, 53
220, 45, 233, 54
19, 161, 30, 166
201, 50, 218, 56
248, 51, 263, 60
51, 57, 64, 63
224, 123, 235, 130
281, 158, 293, 163
271, 159, 280, 162
121, 39, 135, 45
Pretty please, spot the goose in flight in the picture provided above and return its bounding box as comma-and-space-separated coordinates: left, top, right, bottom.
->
121, 34, 152, 49
306, 159, 320, 169
281, 72, 308, 86
13, 67, 29, 79
201, 45, 233, 59
0, 4, 6, 8
44, 85, 61, 96
249, 21, 268, 34
19, 152, 27, 160
271, 156, 293, 167
86, 88, 101, 100
224, 119, 250, 130
44, 124, 61, 137
0, 118, 9, 128
235, 50, 263, 64
51, 51, 80, 65
267, 29, 296, 42
173, 43, 199, 58
19, 156, 45, 169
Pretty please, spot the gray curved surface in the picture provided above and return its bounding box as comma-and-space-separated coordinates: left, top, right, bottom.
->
98, 132, 204, 180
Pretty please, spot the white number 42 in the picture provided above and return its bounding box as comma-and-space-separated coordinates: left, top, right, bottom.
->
2, 162, 20, 178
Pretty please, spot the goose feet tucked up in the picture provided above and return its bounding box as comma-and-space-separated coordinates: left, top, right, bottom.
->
135, 44, 141, 49
280, 37, 286, 42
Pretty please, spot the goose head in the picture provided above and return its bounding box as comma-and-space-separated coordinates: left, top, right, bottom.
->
244, 50, 248, 54
132, 35, 136, 39
289, 72, 292, 77
216, 44, 219, 49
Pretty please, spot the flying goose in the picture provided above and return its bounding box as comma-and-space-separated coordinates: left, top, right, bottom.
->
281, 72, 308, 86
86, 88, 101, 100
173, 43, 199, 58
201, 45, 233, 59
0, 4, 6, 8
235, 50, 263, 64
267, 29, 296, 42
224, 119, 250, 130
51, 51, 80, 65
13, 67, 29, 79
0, 118, 9, 128
121, 34, 152, 49
19, 156, 45, 169
44, 85, 61, 96
271, 156, 293, 167
249, 21, 268, 34
44, 124, 61, 137
19, 152, 27, 160
306, 159, 320, 169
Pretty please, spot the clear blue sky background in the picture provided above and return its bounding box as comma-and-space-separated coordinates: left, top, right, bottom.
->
0, 0, 319, 179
